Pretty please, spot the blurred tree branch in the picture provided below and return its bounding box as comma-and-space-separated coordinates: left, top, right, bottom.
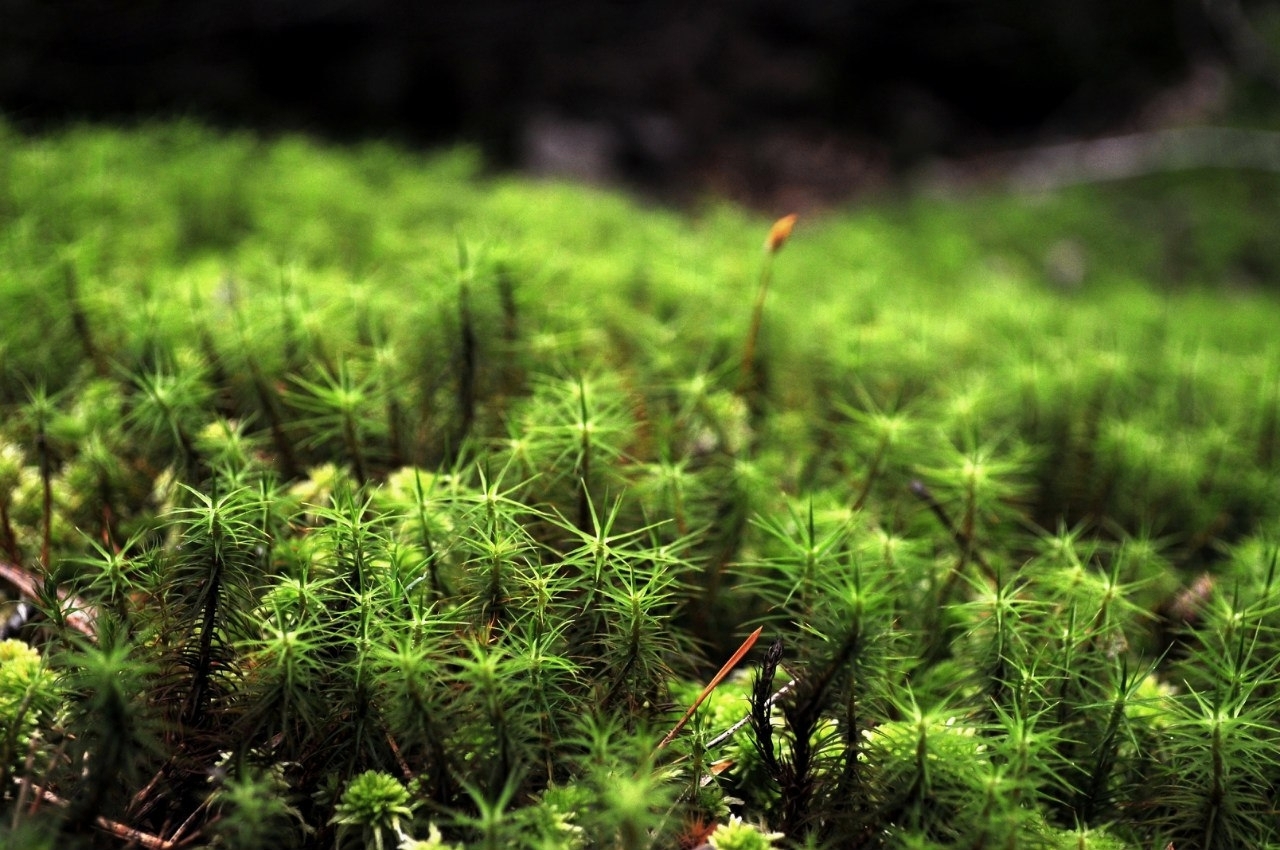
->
925, 126, 1280, 192
1203, 0, 1280, 94
1005, 126, 1280, 190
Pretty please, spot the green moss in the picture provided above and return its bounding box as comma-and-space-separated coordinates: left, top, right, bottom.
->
0, 639, 61, 770
1, 118, 1279, 848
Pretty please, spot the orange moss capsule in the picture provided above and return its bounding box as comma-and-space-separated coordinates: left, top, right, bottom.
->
765, 213, 798, 253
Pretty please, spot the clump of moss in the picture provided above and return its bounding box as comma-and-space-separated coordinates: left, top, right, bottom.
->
0, 120, 1278, 849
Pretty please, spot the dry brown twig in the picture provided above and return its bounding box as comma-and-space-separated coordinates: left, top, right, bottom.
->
0, 560, 97, 640
656, 626, 764, 752
17, 781, 188, 849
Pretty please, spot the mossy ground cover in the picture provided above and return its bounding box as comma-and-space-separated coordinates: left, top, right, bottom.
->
1, 120, 1279, 849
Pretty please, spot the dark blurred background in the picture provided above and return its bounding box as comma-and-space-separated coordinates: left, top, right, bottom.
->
1, 0, 1272, 205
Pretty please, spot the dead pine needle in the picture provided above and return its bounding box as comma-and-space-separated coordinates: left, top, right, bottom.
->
656, 625, 764, 751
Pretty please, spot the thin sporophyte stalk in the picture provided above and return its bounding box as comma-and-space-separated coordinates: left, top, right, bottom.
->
739, 214, 797, 406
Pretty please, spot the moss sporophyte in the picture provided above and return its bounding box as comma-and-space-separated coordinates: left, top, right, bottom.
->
0, 121, 1279, 848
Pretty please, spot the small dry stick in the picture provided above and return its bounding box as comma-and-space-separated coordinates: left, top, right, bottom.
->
164, 792, 215, 848
0, 560, 98, 639
696, 674, 800, 787
19, 781, 182, 849
738, 214, 798, 397
705, 675, 799, 751
656, 626, 764, 751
